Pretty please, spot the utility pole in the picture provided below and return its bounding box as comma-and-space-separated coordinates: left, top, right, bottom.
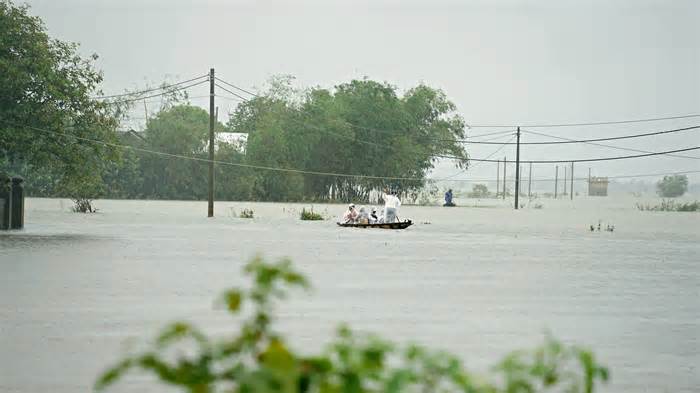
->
554, 166, 558, 198
514, 126, 521, 209
502, 156, 506, 200
563, 166, 567, 196
518, 167, 522, 196
528, 162, 532, 198
208, 68, 215, 218
570, 162, 574, 200
588, 167, 591, 196
496, 161, 500, 198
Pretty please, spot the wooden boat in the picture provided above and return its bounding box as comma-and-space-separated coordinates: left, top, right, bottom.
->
337, 220, 413, 229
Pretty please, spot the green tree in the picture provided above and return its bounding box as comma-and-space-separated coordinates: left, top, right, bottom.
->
96, 256, 609, 393
0, 0, 119, 186
139, 105, 222, 200
656, 175, 688, 198
228, 77, 469, 202
469, 184, 489, 198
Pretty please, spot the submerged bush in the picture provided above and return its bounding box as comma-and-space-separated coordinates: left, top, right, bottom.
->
636, 199, 699, 212
72, 198, 97, 213
300, 207, 324, 221
96, 256, 609, 393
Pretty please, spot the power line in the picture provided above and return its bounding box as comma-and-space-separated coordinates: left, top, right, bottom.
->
214, 77, 259, 97
92, 74, 209, 99
5, 121, 431, 182
434, 145, 700, 164
521, 129, 700, 160
214, 84, 249, 101
446, 125, 700, 145
6, 120, 699, 184
439, 136, 516, 181
466, 113, 700, 128
102, 80, 210, 105
214, 75, 511, 143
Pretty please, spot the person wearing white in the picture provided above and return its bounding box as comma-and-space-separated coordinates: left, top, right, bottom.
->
382, 189, 401, 223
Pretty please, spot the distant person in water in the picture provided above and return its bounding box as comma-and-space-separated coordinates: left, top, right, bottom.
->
382, 189, 401, 223
342, 204, 358, 223
444, 189, 455, 206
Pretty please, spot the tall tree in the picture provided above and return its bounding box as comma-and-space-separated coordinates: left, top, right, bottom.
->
228, 77, 469, 202
0, 0, 119, 187
656, 175, 688, 198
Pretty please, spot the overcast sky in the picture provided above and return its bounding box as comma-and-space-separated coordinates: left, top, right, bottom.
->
24, 0, 700, 186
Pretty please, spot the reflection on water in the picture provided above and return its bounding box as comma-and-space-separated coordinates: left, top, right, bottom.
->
0, 197, 698, 392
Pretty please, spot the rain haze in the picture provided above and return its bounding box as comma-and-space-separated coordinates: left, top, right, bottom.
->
1, 1, 700, 393
24, 0, 700, 183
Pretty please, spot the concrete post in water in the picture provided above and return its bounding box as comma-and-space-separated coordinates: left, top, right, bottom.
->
528, 162, 532, 198
10, 176, 24, 229
0, 173, 11, 230
563, 166, 567, 195
588, 167, 591, 196
208, 68, 215, 217
514, 127, 521, 210
496, 161, 500, 198
554, 166, 558, 198
502, 156, 506, 200
570, 162, 574, 200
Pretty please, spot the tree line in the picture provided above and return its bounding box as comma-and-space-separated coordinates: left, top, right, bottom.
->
1, 0, 470, 205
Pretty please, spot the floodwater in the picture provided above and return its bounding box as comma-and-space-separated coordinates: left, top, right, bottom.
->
1, 197, 698, 392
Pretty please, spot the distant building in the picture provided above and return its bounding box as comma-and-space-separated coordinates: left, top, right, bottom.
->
215, 132, 248, 153
588, 177, 609, 196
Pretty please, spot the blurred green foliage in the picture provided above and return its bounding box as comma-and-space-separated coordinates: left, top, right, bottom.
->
96, 256, 608, 393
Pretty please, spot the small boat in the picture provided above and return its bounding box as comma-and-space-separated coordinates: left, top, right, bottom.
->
337, 220, 413, 229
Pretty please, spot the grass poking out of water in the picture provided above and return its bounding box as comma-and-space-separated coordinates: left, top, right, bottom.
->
636, 200, 699, 212
300, 207, 325, 221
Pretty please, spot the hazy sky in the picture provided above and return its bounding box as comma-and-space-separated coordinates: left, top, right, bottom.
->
24, 0, 700, 185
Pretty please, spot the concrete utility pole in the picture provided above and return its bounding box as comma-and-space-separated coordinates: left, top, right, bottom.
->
208, 68, 215, 217
528, 162, 532, 198
563, 166, 567, 195
502, 156, 506, 200
496, 161, 500, 198
514, 127, 521, 210
588, 167, 591, 196
554, 166, 558, 198
570, 162, 574, 200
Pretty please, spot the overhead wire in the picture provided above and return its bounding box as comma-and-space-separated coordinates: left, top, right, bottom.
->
214, 75, 516, 143
465, 113, 700, 128
434, 146, 700, 164
5, 120, 699, 184
214, 84, 249, 101
101, 79, 210, 105
214, 77, 259, 97
520, 129, 700, 160
209, 79, 700, 164
92, 74, 209, 99
438, 135, 516, 181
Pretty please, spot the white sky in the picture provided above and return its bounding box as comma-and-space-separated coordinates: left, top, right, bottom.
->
24, 0, 700, 185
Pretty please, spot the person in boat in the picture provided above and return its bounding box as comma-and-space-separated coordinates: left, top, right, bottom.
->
369, 207, 379, 224
444, 189, 454, 206
342, 204, 358, 223
357, 206, 370, 224
382, 189, 401, 223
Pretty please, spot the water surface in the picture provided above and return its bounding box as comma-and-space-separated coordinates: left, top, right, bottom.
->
1, 197, 698, 392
